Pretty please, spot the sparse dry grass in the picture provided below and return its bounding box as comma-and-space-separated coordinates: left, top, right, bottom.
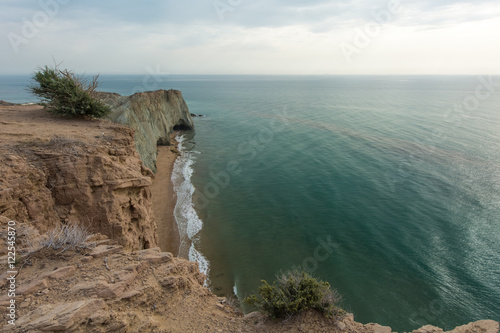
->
22, 223, 94, 255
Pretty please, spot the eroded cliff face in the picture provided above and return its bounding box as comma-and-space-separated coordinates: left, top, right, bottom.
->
0, 105, 157, 250
1, 88, 195, 254
98, 90, 194, 173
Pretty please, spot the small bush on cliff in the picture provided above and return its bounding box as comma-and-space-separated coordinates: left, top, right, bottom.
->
28, 65, 111, 118
244, 269, 345, 320
40, 223, 91, 252
22, 223, 93, 255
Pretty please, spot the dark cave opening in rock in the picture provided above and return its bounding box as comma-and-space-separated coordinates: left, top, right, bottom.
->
173, 124, 191, 131
173, 119, 192, 131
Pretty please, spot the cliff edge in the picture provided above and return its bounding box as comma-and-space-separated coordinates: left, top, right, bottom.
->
0, 104, 157, 250
98, 89, 194, 173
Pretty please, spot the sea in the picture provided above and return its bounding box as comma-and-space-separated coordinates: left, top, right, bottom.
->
1, 74, 499, 331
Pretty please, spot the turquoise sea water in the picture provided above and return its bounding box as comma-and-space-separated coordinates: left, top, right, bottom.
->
2, 75, 499, 331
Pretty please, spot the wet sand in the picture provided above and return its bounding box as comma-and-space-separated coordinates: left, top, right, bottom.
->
151, 143, 180, 256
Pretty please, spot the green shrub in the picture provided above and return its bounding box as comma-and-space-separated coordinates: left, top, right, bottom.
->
244, 269, 345, 319
28, 65, 111, 118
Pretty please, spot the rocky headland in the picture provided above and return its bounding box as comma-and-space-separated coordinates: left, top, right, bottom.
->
97, 90, 194, 173
0, 92, 498, 332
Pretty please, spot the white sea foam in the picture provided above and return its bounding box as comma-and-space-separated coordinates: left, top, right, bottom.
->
233, 283, 239, 298
172, 134, 210, 280
189, 245, 210, 282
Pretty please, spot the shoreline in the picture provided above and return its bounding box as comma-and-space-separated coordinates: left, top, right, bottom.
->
151, 136, 181, 256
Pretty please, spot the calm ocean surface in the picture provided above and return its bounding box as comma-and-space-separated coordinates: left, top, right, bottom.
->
2, 75, 499, 331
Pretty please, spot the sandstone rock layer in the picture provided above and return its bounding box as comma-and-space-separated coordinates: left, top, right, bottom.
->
0, 105, 157, 250
99, 89, 194, 173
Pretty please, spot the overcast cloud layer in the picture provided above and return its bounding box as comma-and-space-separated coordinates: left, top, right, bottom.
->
1, 0, 499, 74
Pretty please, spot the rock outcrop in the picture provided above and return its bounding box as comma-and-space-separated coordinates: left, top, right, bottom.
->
98, 90, 194, 173
0, 236, 227, 333
0, 105, 157, 250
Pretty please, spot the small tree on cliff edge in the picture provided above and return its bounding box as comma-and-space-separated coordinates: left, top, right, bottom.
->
28, 65, 111, 118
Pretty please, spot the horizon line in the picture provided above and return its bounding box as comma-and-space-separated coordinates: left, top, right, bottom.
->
1, 73, 500, 77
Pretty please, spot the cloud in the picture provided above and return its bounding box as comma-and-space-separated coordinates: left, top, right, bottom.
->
3, 1, 499, 34
397, 1, 500, 28
0, 0, 499, 74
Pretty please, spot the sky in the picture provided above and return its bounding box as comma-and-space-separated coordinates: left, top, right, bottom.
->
1, 0, 500, 75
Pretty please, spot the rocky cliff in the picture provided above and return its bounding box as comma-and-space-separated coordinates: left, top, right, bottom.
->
98, 90, 194, 173
0, 105, 157, 250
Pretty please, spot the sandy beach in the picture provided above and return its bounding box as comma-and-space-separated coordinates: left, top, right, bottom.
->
151, 142, 180, 256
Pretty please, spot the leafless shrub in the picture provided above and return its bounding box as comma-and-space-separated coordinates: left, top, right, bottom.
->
224, 295, 243, 314
40, 223, 91, 252
21, 223, 94, 255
